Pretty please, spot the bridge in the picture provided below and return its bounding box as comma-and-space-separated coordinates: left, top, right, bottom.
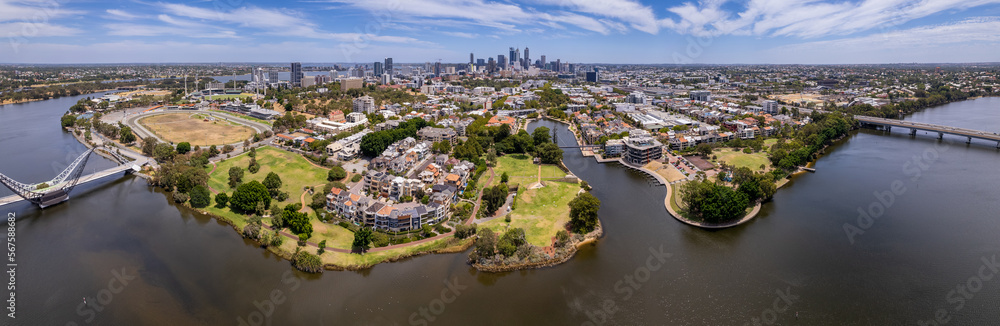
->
0, 146, 148, 208
856, 116, 1000, 147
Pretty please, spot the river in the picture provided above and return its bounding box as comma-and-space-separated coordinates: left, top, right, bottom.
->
1, 96, 999, 325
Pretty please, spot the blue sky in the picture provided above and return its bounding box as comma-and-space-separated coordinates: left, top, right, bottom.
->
2, 0, 1000, 64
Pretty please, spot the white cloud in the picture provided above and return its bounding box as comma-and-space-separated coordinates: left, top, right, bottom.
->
442, 31, 479, 38
532, 0, 660, 34
0, 21, 80, 37
327, 0, 650, 35
104, 23, 239, 38
768, 17, 1000, 63
156, 3, 428, 45
661, 0, 1000, 38
105, 9, 141, 20
0, 0, 85, 23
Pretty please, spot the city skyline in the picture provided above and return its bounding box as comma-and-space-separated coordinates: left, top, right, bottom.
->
1, 0, 1000, 64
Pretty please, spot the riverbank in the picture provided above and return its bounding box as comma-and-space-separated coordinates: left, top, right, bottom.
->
472, 220, 603, 272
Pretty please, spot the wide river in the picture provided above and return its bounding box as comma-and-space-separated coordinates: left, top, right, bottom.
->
1, 95, 999, 325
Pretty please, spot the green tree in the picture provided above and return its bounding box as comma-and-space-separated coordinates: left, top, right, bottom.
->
215, 192, 229, 208
228, 166, 244, 188
327, 166, 347, 181
282, 204, 312, 236
60, 114, 76, 128
248, 157, 260, 173
474, 228, 497, 257
263, 172, 283, 196
317, 240, 327, 255
680, 180, 750, 224
176, 142, 191, 155
230, 180, 271, 214
153, 143, 175, 161
141, 137, 159, 156
532, 126, 551, 145
500, 172, 509, 184
188, 185, 211, 208
696, 143, 713, 157
353, 227, 374, 253
536, 142, 564, 164
119, 126, 136, 144
568, 192, 601, 233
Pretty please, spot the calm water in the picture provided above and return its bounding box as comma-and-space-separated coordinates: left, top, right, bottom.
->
2, 97, 999, 325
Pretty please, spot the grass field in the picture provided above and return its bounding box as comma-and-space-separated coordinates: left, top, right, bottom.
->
203, 94, 252, 101
139, 112, 253, 146
763, 139, 778, 149
203, 147, 329, 227
715, 148, 772, 172
489, 154, 566, 187
483, 180, 578, 247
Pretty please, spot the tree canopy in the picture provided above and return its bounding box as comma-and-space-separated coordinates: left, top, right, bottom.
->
230, 180, 271, 214
569, 192, 601, 233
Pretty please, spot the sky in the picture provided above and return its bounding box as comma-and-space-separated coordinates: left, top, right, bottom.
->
1, 0, 1000, 64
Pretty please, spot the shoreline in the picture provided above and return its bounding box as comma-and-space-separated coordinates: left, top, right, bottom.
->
472, 220, 603, 272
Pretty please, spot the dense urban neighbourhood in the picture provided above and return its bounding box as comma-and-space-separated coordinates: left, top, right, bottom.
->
28, 59, 1000, 270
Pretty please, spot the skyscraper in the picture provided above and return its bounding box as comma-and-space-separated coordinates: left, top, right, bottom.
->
374, 62, 383, 76
556, 59, 562, 72
487, 57, 496, 73
291, 62, 303, 87
268, 70, 279, 83
384, 58, 393, 76
540, 55, 546, 69
509, 47, 516, 65
498, 55, 507, 70
434, 62, 442, 76
523, 47, 530, 69
470, 53, 474, 65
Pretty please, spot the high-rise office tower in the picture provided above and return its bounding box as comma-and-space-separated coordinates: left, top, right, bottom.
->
509, 47, 516, 65
523, 47, 530, 69
268, 70, 278, 83
374, 62, 383, 76
487, 57, 496, 72
291, 62, 303, 86
476, 58, 485, 67
434, 62, 442, 76
540, 55, 546, 69
556, 59, 561, 72
470, 53, 474, 65
498, 55, 507, 70
384, 58, 393, 76
569, 64, 575, 73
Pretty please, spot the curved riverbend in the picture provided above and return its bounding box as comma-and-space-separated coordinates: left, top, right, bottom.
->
4, 96, 1000, 325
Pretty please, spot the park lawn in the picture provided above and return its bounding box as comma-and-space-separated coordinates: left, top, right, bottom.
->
482, 180, 578, 247
490, 155, 566, 187
763, 138, 778, 149
716, 148, 772, 172
310, 221, 355, 250
204, 147, 329, 224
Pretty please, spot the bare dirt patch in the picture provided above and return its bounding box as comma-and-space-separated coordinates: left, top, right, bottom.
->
139, 113, 253, 146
